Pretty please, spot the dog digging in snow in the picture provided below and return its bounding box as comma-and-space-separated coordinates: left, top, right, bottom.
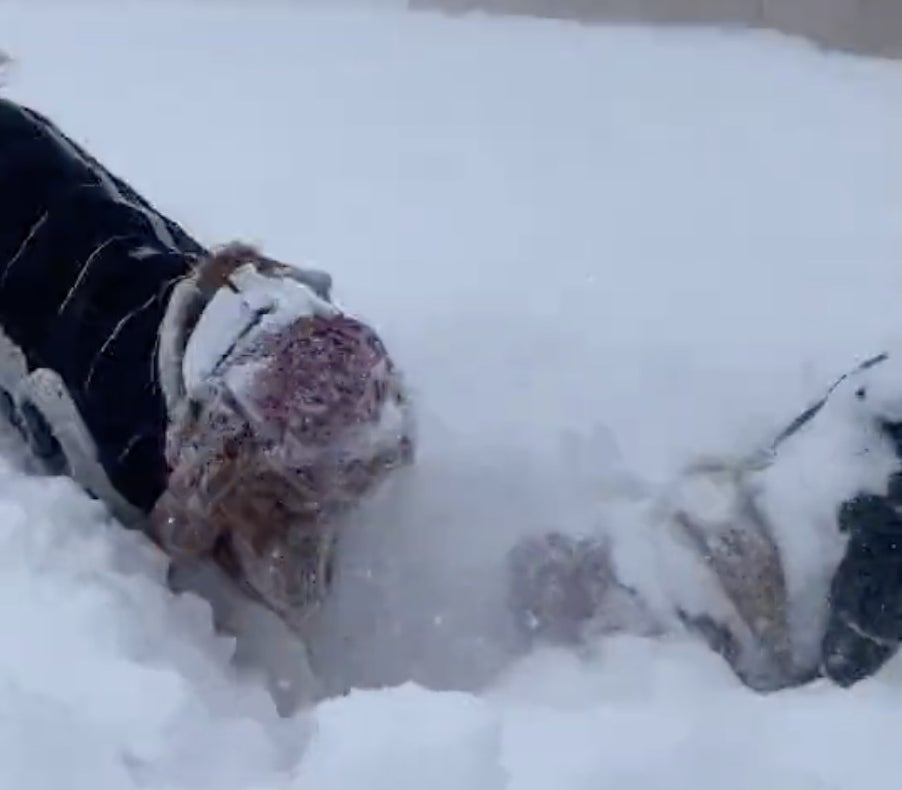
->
0, 94, 900, 704
0, 96, 415, 677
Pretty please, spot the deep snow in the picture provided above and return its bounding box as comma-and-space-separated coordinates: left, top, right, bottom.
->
1, 1, 902, 788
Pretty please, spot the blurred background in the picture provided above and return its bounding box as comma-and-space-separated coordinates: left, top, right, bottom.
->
410, 0, 902, 57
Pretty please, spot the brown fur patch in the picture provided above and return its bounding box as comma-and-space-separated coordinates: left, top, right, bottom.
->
672, 463, 793, 680
191, 241, 291, 296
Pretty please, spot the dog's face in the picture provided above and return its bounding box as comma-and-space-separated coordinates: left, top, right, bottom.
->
152, 299, 414, 621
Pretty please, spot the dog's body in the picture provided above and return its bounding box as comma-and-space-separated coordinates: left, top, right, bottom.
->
0, 98, 203, 520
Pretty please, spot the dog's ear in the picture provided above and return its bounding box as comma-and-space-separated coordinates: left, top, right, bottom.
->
669, 463, 793, 684
195, 242, 334, 301
194, 242, 266, 295
150, 482, 223, 560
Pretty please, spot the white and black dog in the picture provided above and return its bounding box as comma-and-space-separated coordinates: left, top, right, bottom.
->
0, 96, 415, 640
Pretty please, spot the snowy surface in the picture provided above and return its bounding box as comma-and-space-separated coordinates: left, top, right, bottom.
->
2, 1, 902, 788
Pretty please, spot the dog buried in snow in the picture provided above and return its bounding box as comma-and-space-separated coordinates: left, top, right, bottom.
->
0, 95, 899, 698
0, 96, 414, 638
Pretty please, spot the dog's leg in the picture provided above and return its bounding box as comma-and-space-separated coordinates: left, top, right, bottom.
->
13, 367, 144, 526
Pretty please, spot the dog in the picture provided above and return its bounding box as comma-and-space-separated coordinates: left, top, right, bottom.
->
0, 96, 415, 640
506, 353, 902, 691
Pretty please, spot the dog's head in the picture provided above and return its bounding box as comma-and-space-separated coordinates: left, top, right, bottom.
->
152, 246, 414, 620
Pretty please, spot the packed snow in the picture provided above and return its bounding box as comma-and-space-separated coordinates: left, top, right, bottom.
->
2, 1, 902, 788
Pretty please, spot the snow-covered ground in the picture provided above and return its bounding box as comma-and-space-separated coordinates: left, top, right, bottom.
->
2, 1, 902, 788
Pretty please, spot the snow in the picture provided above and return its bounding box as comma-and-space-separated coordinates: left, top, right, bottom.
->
183, 263, 336, 394
2, 1, 902, 788
297, 684, 505, 790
